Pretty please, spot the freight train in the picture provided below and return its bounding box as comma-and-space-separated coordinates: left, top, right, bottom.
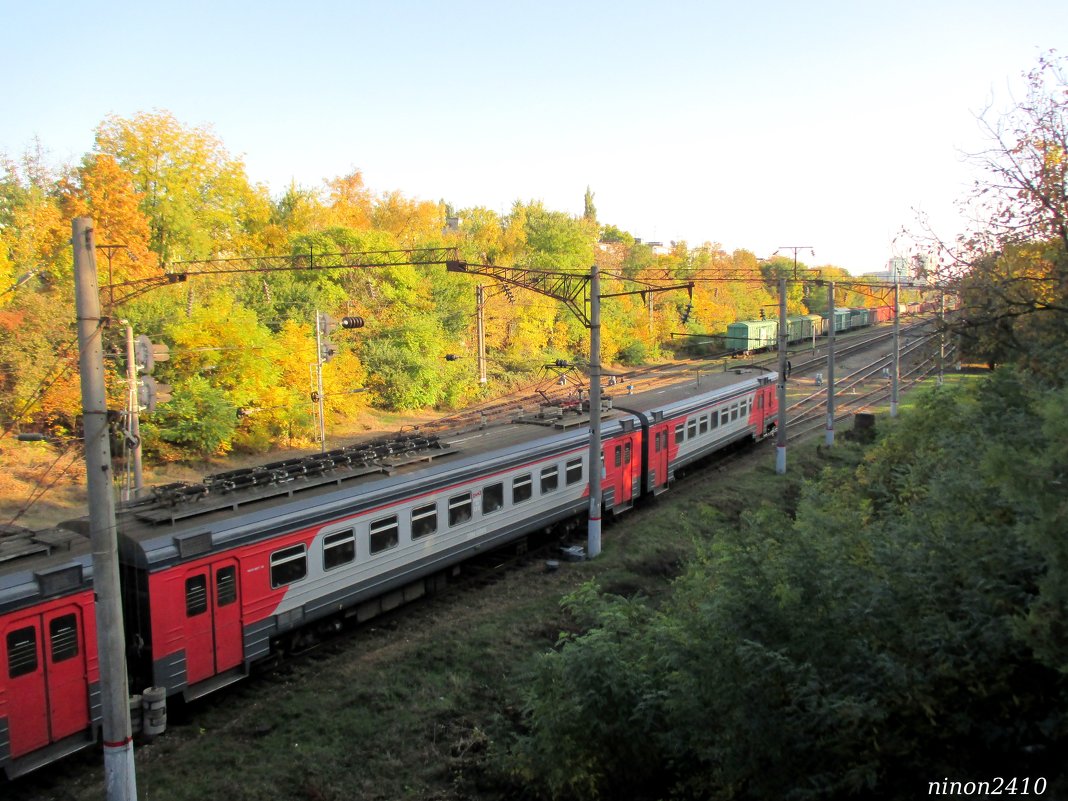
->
725, 301, 940, 354
0, 366, 778, 779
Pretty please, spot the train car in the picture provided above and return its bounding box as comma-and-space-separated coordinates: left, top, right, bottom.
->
725, 320, 777, 353
617, 367, 777, 495
848, 308, 870, 329
870, 305, 893, 325
824, 308, 851, 333
115, 412, 644, 701
0, 527, 100, 779
788, 314, 824, 343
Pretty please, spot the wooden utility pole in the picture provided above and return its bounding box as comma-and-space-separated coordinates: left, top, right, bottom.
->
72, 218, 138, 801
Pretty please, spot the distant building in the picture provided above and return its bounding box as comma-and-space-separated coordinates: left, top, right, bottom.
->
868, 256, 913, 284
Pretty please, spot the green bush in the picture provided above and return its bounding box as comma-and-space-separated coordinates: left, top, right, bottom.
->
508, 374, 1067, 800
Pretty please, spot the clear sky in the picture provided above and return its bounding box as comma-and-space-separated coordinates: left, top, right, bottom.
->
2, 0, 1065, 273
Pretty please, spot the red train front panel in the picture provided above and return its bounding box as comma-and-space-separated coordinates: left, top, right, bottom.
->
1, 590, 98, 767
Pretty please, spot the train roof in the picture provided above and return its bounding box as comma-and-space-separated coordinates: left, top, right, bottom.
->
614, 365, 775, 420
11, 367, 771, 575
0, 525, 94, 614
112, 400, 642, 568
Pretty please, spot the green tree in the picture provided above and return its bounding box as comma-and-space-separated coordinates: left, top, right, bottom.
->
583, 186, 597, 223
510, 376, 1066, 800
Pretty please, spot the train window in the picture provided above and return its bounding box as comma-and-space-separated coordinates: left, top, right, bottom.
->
185, 575, 208, 617
216, 566, 238, 606
449, 493, 473, 527
720, 409, 729, 426
411, 503, 438, 539
483, 483, 504, 514
731, 404, 740, 421
674, 424, 684, 444
711, 409, 719, 429
687, 419, 697, 439
6, 626, 37, 678
540, 465, 559, 493
699, 415, 709, 435
624, 441, 632, 464
566, 458, 583, 485
271, 544, 308, 588
653, 431, 661, 452
370, 516, 400, 553
756, 394, 763, 409
323, 530, 356, 570
513, 474, 533, 504
614, 445, 622, 467
49, 614, 80, 663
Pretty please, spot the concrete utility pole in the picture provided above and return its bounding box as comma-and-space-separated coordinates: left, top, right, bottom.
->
938, 288, 946, 385
315, 310, 327, 452
587, 263, 603, 558
475, 284, 487, 385
891, 281, 900, 418
72, 218, 138, 801
826, 281, 836, 447
776, 275, 788, 474
122, 323, 144, 499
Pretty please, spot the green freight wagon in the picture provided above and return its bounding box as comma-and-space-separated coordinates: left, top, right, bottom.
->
823, 308, 851, 333
726, 319, 778, 352
787, 314, 824, 343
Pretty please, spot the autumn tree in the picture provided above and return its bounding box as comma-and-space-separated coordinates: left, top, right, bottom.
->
59, 153, 159, 285
94, 111, 272, 262
923, 53, 1068, 381
324, 169, 374, 231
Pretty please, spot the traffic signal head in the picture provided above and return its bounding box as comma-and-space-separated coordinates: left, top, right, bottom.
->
341, 316, 365, 329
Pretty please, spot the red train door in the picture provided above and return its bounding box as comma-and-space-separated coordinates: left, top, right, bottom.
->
42, 608, 90, 741
212, 560, 242, 673
3, 606, 89, 757
4, 618, 48, 757
182, 559, 242, 686
651, 425, 671, 492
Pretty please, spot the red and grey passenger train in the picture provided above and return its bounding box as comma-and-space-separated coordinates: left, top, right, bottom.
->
0, 366, 778, 779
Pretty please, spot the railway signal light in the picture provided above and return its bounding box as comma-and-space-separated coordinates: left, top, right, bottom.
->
318, 313, 338, 336
138, 375, 173, 411
680, 304, 693, 324
134, 334, 170, 373
341, 316, 365, 329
